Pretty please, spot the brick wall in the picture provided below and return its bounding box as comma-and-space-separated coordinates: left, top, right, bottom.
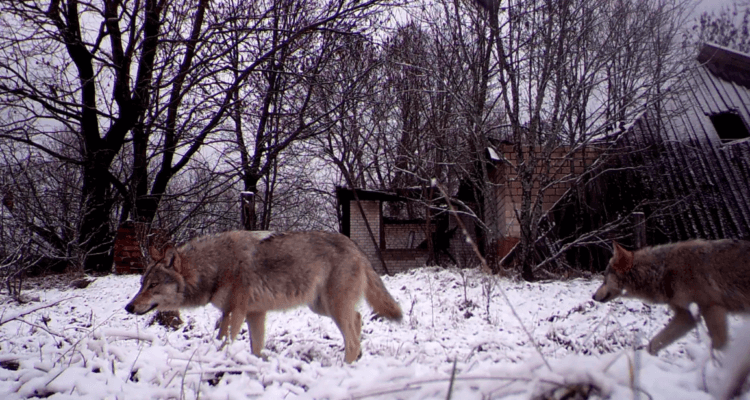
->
347, 200, 435, 274
381, 249, 429, 274
348, 200, 381, 266
494, 144, 602, 238
113, 221, 169, 274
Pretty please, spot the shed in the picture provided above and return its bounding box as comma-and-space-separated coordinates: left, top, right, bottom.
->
336, 187, 478, 274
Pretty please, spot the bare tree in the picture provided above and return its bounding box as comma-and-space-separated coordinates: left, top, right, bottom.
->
210, 0, 391, 231
470, 0, 692, 280
694, 0, 750, 53
0, 0, 393, 273
315, 34, 388, 191
0, 0, 173, 271
0, 138, 82, 294
321, 3, 502, 266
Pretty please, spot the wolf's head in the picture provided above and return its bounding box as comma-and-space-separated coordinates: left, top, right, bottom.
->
592, 241, 634, 303
125, 245, 186, 315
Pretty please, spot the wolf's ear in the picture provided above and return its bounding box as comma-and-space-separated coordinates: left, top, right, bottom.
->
163, 246, 183, 273
149, 245, 164, 261
611, 241, 633, 274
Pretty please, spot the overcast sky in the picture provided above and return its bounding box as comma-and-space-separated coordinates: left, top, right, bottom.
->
694, 0, 741, 16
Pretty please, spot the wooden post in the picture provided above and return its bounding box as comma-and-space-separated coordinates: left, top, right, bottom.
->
241, 192, 255, 230
633, 212, 646, 249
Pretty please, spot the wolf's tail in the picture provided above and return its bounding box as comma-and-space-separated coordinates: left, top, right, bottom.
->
364, 265, 403, 321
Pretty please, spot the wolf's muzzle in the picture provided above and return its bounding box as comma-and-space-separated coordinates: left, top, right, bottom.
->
593, 292, 611, 302
125, 302, 157, 315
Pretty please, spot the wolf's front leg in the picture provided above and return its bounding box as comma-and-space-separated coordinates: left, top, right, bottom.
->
648, 306, 698, 355
246, 312, 267, 359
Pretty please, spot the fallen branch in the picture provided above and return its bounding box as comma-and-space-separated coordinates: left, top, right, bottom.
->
0, 297, 77, 326
9, 318, 65, 338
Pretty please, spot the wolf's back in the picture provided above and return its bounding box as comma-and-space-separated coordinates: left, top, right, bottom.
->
363, 265, 402, 321
657, 239, 750, 311
676, 239, 750, 273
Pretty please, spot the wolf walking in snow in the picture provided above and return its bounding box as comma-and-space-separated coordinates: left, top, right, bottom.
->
125, 230, 402, 363
593, 239, 750, 355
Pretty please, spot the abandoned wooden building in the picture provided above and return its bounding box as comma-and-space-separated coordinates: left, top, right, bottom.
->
335, 141, 604, 274
537, 42, 750, 271
339, 42, 750, 274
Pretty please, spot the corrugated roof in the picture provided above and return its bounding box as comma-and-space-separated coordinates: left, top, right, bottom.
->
542, 43, 750, 270
698, 43, 750, 89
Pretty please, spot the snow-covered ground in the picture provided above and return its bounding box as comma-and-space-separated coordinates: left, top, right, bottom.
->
1, 267, 746, 399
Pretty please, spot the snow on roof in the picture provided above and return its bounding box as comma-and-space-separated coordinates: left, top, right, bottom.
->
698, 42, 750, 88
486, 146, 501, 161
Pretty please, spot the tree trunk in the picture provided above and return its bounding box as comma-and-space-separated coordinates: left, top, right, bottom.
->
80, 159, 115, 272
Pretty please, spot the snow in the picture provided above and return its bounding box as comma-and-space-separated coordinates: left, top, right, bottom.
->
487, 146, 501, 162
1, 267, 746, 399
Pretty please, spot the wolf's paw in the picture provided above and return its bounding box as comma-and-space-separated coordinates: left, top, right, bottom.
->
344, 349, 362, 364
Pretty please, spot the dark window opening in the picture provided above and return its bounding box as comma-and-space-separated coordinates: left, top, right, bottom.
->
709, 112, 750, 144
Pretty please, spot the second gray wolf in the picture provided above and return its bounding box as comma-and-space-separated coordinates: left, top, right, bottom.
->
125, 230, 403, 363
593, 239, 750, 355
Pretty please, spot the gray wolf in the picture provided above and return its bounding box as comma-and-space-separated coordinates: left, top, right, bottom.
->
125, 230, 402, 363
593, 239, 750, 355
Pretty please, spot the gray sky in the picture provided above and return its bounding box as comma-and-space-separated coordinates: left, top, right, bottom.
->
694, 0, 740, 16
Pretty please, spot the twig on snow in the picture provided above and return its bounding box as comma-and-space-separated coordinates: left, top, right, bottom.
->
0, 296, 78, 326
446, 358, 458, 400
181, 346, 200, 400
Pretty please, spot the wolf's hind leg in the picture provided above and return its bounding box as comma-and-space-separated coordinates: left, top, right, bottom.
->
246, 312, 266, 359
311, 295, 361, 362
648, 306, 698, 355
332, 308, 362, 364
701, 305, 728, 350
